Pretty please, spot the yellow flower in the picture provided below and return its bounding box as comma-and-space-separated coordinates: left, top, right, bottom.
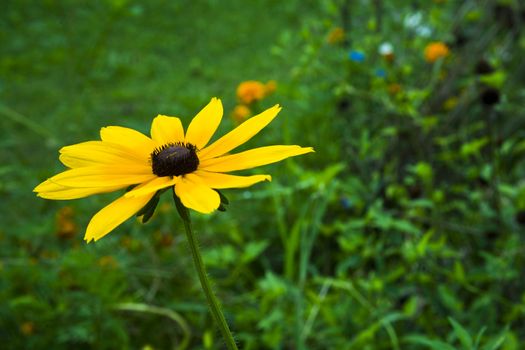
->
424, 42, 450, 63
443, 96, 459, 111
326, 27, 345, 44
34, 98, 313, 242
236, 81, 266, 104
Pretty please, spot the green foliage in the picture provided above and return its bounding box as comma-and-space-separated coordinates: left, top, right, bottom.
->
2, 0, 525, 349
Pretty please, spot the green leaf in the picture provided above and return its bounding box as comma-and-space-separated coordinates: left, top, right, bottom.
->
481, 328, 508, 350
461, 138, 489, 158
474, 327, 486, 349
479, 71, 506, 89
402, 296, 419, 317
438, 286, 463, 312
405, 335, 457, 350
217, 189, 229, 205
411, 162, 433, 183
136, 192, 160, 224
241, 240, 270, 263
448, 317, 473, 350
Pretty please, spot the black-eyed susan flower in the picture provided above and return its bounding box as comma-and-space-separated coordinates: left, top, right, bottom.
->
34, 98, 313, 242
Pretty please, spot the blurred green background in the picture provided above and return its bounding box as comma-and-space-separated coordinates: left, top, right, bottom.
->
2, 0, 525, 349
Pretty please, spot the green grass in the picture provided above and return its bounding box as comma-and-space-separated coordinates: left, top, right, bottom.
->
2, 0, 525, 349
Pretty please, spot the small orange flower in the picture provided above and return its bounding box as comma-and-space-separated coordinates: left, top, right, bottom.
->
98, 256, 118, 268
20, 322, 35, 336
326, 27, 345, 44
424, 42, 450, 63
265, 80, 277, 95
154, 231, 174, 247
383, 52, 395, 63
56, 206, 77, 239
236, 81, 266, 104
231, 105, 252, 123
387, 83, 402, 95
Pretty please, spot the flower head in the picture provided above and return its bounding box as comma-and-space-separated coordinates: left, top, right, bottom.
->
231, 104, 252, 123
20, 322, 35, 336
34, 98, 313, 242
375, 68, 387, 78
348, 50, 365, 63
326, 27, 345, 44
379, 42, 394, 56
236, 81, 266, 104
424, 42, 450, 63
387, 83, 402, 96
56, 206, 77, 239
379, 42, 395, 62
443, 96, 459, 111
265, 80, 277, 95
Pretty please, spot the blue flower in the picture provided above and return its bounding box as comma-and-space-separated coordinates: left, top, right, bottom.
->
348, 50, 365, 62
340, 197, 352, 209
375, 68, 387, 78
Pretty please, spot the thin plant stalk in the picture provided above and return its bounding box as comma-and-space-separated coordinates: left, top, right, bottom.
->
174, 194, 238, 350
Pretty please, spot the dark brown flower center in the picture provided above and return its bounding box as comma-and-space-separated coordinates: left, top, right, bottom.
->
151, 142, 199, 177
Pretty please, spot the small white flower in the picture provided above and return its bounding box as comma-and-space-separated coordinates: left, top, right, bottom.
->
379, 42, 394, 55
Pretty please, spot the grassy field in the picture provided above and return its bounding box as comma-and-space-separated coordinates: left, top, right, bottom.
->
2, 1, 525, 349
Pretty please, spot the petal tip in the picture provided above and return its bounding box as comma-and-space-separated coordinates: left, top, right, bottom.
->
84, 230, 100, 243
33, 181, 50, 193
214, 98, 223, 110
209, 97, 222, 108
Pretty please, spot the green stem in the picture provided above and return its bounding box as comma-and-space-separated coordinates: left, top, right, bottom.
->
174, 195, 238, 350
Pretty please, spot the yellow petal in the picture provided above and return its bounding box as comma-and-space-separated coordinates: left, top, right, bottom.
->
59, 141, 147, 168
100, 126, 156, 159
35, 166, 155, 189
84, 192, 155, 242
174, 176, 220, 213
125, 176, 179, 198
187, 171, 271, 189
185, 98, 223, 149
34, 180, 122, 200
150, 115, 185, 145
199, 105, 281, 160
199, 145, 314, 172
